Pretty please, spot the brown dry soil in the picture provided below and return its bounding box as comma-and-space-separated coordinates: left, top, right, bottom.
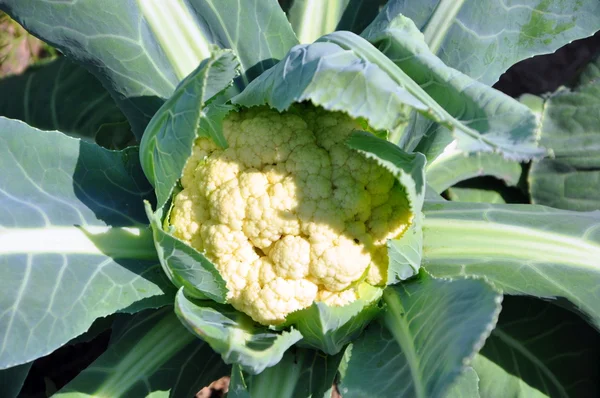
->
192, 377, 342, 397
0, 13, 56, 78
196, 377, 230, 398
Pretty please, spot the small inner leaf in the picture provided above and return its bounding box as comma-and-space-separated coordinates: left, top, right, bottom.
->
174, 289, 302, 375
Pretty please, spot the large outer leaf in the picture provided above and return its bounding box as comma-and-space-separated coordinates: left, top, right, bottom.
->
0, 58, 133, 150
422, 201, 600, 328
445, 367, 480, 398
475, 296, 600, 398
338, 275, 501, 398
175, 289, 302, 375
0, 0, 298, 139
56, 307, 230, 397
374, 0, 600, 85
472, 355, 548, 398
529, 56, 600, 211
0, 117, 173, 369
362, 14, 542, 161
0, 362, 32, 398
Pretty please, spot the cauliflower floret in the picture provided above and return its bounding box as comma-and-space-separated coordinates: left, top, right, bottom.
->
170, 189, 209, 243
309, 234, 371, 291
270, 235, 311, 279
207, 178, 245, 231
170, 105, 413, 325
236, 278, 319, 325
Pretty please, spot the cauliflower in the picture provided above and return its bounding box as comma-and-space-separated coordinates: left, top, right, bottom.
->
169, 105, 412, 325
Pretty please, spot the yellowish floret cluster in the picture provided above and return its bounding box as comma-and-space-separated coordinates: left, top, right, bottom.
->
170, 105, 412, 325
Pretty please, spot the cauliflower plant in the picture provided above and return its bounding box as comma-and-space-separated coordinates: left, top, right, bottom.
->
170, 105, 412, 325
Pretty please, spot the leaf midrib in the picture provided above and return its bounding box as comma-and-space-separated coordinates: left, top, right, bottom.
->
383, 288, 425, 398
422, 0, 466, 54
423, 218, 600, 269
0, 226, 157, 259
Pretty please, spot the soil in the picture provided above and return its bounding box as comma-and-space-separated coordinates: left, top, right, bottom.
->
18, 330, 111, 397
196, 377, 230, 398
0, 13, 55, 78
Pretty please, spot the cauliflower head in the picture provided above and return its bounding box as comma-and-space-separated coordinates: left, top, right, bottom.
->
170, 105, 412, 325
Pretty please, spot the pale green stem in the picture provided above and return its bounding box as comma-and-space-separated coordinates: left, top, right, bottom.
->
422, 216, 600, 268
423, 0, 466, 54
137, 0, 212, 80
0, 226, 157, 260
248, 351, 302, 398
96, 313, 194, 397
294, 0, 348, 44
382, 288, 426, 398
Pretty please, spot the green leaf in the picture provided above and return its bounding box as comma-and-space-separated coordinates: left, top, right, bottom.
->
66, 315, 116, 346
447, 188, 506, 204
336, 0, 389, 35
362, 14, 543, 161
287, 0, 349, 44
140, 51, 237, 304
232, 31, 428, 135
422, 201, 600, 328
0, 117, 174, 369
146, 202, 227, 303
346, 131, 426, 283
175, 289, 302, 374
0, 0, 298, 138
446, 175, 529, 205
475, 296, 600, 398
471, 355, 548, 398
374, 0, 600, 85
283, 285, 382, 355
529, 56, 600, 211
140, 49, 239, 210
427, 149, 522, 194
231, 348, 344, 398
0, 362, 32, 398
0, 58, 133, 150
338, 274, 501, 398
445, 367, 480, 398
228, 365, 251, 398
56, 307, 230, 397
238, 29, 543, 161
425, 184, 447, 201
530, 160, 600, 211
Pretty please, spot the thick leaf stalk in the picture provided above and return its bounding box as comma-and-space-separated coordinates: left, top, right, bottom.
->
422, 201, 600, 328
